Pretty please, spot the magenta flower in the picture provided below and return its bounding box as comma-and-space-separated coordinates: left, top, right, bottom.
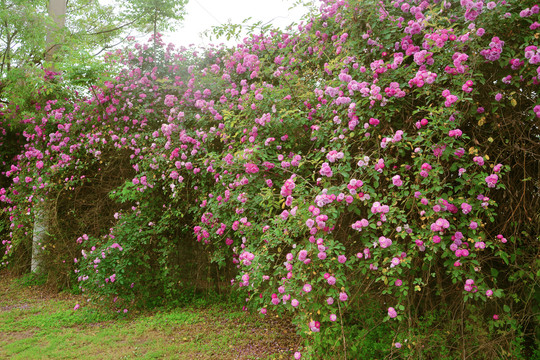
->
485, 174, 498, 188
244, 163, 259, 174
461, 203, 472, 214
303, 284, 312, 293
319, 162, 333, 177
379, 236, 392, 248
473, 156, 484, 166
430, 218, 450, 232
339, 292, 348, 301
327, 297, 334, 305
369, 117, 380, 126
449, 129, 463, 137
474, 241, 486, 249
388, 307, 397, 318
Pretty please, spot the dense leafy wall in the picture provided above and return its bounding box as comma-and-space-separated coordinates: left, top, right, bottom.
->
1, 0, 539, 358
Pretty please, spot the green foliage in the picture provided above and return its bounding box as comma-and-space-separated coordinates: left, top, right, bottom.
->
1, 0, 539, 359
13, 272, 47, 287
120, 0, 188, 35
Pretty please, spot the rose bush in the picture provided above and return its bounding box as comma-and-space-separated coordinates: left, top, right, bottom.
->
2, 0, 539, 358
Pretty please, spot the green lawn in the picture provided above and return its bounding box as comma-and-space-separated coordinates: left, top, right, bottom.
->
0, 274, 300, 359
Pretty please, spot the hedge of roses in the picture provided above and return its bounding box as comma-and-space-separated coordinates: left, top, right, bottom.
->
1, 0, 539, 358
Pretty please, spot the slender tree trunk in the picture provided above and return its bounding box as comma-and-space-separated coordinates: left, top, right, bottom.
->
153, 7, 157, 58
32, 0, 67, 273
45, 0, 67, 64
31, 206, 48, 273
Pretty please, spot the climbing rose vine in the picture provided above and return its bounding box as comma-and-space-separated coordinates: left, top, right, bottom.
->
1, 0, 539, 358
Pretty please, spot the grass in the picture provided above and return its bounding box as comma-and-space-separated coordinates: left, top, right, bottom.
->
0, 272, 301, 359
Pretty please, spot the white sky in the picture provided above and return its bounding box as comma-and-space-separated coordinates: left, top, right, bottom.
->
164, 0, 312, 47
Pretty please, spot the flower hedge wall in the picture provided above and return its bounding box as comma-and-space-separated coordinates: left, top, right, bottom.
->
1, 0, 539, 358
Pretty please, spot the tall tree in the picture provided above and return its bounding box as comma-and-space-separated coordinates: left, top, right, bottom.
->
45, 0, 66, 63
31, 0, 67, 274
1, 0, 190, 274
121, 0, 188, 53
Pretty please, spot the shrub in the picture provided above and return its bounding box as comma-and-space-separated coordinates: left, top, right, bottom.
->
1, 0, 539, 358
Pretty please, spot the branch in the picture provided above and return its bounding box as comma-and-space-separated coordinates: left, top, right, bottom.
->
79, 19, 138, 37
93, 38, 126, 56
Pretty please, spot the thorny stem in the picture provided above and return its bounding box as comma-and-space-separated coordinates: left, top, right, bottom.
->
337, 300, 347, 359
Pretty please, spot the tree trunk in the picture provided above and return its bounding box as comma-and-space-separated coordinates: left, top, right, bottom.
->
31, 206, 48, 273
153, 6, 157, 58
32, 0, 66, 273
45, 0, 67, 64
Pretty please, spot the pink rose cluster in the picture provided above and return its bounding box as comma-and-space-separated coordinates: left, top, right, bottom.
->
384, 81, 406, 98
326, 150, 344, 162
442, 89, 458, 107
371, 201, 390, 222
239, 251, 255, 266
347, 178, 363, 195
524, 46, 540, 65
431, 218, 450, 232
446, 52, 469, 75
280, 177, 296, 197
408, 69, 437, 88
464, 279, 478, 293
448, 128, 463, 137
462, 80, 474, 93
420, 162, 432, 177
415, 118, 428, 129
519, 5, 540, 18
485, 174, 498, 188
380, 130, 404, 148
480, 37, 505, 61
351, 218, 369, 231
319, 162, 333, 177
